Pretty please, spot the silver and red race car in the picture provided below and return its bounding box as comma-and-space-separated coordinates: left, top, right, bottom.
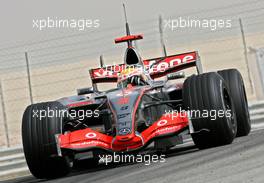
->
22, 6, 251, 179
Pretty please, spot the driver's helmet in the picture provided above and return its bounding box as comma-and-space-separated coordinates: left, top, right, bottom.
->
117, 66, 148, 88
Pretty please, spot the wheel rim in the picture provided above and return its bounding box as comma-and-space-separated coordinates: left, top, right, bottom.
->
242, 82, 250, 121
223, 88, 236, 133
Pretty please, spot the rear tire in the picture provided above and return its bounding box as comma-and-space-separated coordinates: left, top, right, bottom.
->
217, 69, 251, 136
22, 101, 71, 179
183, 72, 237, 149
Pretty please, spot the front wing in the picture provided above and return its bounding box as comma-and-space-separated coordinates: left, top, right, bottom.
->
58, 112, 189, 153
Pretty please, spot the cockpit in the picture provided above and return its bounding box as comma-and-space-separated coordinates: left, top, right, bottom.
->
117, 65, 149, 88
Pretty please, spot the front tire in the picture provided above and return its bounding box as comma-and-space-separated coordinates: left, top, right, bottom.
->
217, 69, 251, 136
183, 72, 237, 149
22, 101, 71, 179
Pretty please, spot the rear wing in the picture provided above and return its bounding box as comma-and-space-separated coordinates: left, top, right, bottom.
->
89, 51, 202, 84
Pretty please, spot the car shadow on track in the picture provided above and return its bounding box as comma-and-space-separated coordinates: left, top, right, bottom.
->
164, 144, 198, 158
3, 144, 198, 183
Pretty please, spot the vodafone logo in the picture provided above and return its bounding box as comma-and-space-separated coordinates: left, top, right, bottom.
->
157, 119, 168, 126
85, 132, 97, 139
91, 52, 196, 78
95, 69, 115, 77
147, 54, 194, 73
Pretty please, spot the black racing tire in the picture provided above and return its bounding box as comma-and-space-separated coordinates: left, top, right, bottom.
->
22, 101, 71, 179
217, 69, 251, 137
183, 72, 237, 149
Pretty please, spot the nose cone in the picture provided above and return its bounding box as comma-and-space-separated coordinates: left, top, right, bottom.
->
115, 133, 134, 141
112, 132, 144, 151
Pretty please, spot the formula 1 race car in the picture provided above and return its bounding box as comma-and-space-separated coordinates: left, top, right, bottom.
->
22, 6, 251, 179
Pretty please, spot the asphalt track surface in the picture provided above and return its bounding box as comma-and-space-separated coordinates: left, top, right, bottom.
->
4, 126, 264, 183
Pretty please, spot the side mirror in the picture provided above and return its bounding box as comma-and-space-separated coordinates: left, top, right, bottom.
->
77, 87, 94, 95
167, 71, 185, 80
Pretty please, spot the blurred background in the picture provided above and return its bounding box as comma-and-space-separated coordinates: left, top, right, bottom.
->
0, 0, 264, 148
